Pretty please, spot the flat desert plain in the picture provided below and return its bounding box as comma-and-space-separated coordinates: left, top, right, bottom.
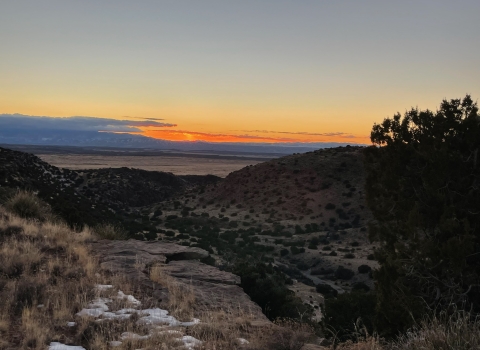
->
37, 154, 264, 177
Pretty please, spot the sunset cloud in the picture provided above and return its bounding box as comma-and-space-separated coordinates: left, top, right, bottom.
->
0, 114, 176, 133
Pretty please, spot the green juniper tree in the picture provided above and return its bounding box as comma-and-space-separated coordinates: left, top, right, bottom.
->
365, 95, 480, 335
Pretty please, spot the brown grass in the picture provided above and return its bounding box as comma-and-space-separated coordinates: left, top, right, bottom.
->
0, 202, 99, 349
5, 190, 55, 222
149, 264, 196, 321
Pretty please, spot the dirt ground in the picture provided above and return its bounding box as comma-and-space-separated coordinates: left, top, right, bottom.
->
37, 154, 263, 177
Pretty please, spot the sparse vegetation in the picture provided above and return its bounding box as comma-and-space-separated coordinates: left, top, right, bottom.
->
5, 190, 54, 221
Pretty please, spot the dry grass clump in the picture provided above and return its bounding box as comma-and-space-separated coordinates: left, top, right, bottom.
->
94, 222, 127, 240
5, 190, 55, 222
331, 310, 480, 350
149, 264, 196, 321
390, 310, 480, 350
334, 336, 383, 350
249, 319, 316, 350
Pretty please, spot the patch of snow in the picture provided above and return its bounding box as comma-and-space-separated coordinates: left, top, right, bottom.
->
67, 322, 76, 327
180, 318, 201, 327
100, 312, 132, 321
137, 308, 177, 326
237, 338, 250, 345
95, 284, 113, 292
116, 308, 138, 314
181, 336, 202, 349
158, 329, 183, 336
49, 342, 85, 350
87, 297, 111, 311
120, 332, 150, 340
76, 308, 105, 317
117, 290, 141, 306
109, 341, 122, 347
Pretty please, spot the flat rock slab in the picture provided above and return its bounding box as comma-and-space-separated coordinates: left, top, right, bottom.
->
91, 239, 209, 262
90, 239, 268, 322
164, 260, 240, 285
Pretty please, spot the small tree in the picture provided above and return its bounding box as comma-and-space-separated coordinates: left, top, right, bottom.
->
365, 95, 480, 335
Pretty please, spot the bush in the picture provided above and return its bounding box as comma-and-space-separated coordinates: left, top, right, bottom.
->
290, 246, 305, 255
366, 95, 480, 335
324, 291, 377, 341
316, 283, 338, 298
325, 203, 336, 210
280, 248, 289, 256
5, 191, 53, 221
94, 223, 127, 240
232, 261, 312, 321
296, 262, 309, 271
358, 265, 372, 274
311, 267, 334, 276
335, 267, 354, 280
352, 282, 371, 292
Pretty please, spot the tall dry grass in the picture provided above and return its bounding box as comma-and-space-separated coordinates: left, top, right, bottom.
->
0, 203, 98, 349
4, 190, 55, 222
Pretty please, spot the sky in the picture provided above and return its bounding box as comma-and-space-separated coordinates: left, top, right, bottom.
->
1, 1, 479, 145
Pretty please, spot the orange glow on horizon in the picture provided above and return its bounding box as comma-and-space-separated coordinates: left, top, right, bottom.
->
139, 127, 370, 144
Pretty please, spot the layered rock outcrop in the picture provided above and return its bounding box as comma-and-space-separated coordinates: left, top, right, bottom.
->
90, 239, 269, 323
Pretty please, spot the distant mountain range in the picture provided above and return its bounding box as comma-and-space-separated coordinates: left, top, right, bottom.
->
0, 129, 363, 154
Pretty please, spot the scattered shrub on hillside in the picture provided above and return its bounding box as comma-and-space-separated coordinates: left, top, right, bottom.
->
296, 262, 309, 271
325, 203, 336, 210
352, 282, 371, 292
280, 248, 289, 257
232, 261, 312, 321
335, 267, 354, 280
290, 246, 305, 255
358, 265, 372, 274
316, 283, 338, 299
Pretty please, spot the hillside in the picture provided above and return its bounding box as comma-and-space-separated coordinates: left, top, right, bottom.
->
143, 146, 376, 310
0, 147, 220, 229
203, 145, 370, 228
0, 145, 377, 326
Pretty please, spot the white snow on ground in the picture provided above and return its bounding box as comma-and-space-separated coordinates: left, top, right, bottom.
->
73, 288, 204, 349
67, 322, 76, 327
181, 336, 203, 349
137, 308, 200, 327
120, 332, 150, 340
94, 284, 113, 291
108, 340, 122, 347
238, 337, 250, 344
117, 290, 141, 306
49, 343, 85, 350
